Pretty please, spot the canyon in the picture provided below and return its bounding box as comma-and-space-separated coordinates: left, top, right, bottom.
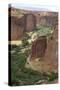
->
9, 7, 58, 73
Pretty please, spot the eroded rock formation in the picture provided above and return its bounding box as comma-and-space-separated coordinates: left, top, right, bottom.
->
31, 36, 47, 58
44, 25, 58, 72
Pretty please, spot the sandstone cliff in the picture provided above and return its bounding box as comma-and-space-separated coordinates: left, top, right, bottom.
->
9, 7, 58, 41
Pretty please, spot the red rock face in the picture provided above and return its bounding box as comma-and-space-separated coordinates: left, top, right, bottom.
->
11, 16, 25, 40
11, 14, 36, 40
43, 25, 58, 72
31, 36, 47, 58
25, 14, 36, 32
36, 16, 58, 27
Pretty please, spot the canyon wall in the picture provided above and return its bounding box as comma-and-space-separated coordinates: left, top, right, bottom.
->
9, 7, 58, 41
31, 36, 47, 58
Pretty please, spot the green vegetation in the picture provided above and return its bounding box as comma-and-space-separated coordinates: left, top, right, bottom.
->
22, 38, 29, 47
10, 26, 58, 86
35, 26, 53, 36
11, 46, 58, 86
25, 26, 53, 42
